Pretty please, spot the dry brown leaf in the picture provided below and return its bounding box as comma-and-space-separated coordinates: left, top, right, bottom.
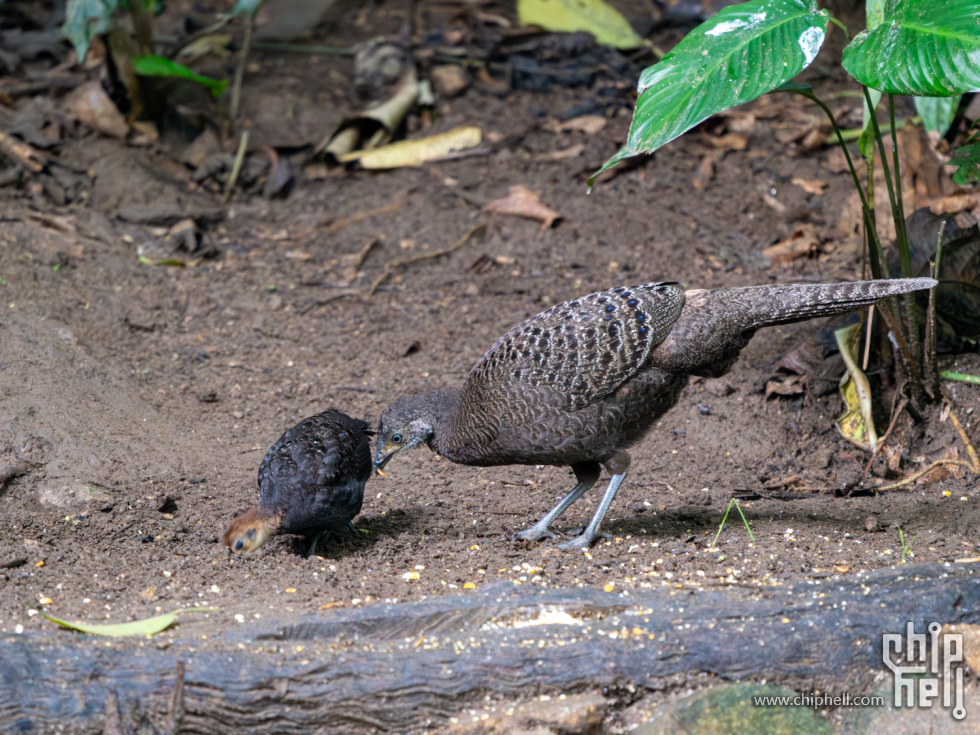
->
692, 150, 722, 191
725, 112, 756, 134
66, 80, 128, 139
703, 133, 749, 151
763, 225, 820, 265
791, 177, 828, 195
560, 115, 607, 134
484, 185, 561, 229
929, 192, 980, 215
535, 143, 585, 162
765, 374, 806, 398
824, 147, 853, 175
800, 122, 832, 152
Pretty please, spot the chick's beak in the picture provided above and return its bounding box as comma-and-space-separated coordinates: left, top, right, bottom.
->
374, 449, 395, 475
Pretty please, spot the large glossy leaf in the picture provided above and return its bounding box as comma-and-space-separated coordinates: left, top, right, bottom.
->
63, 0, 119, 62
858, 0, 885, 158
915, 95, 960, 136
590, 0, 828, 185
842, 0, 980, 96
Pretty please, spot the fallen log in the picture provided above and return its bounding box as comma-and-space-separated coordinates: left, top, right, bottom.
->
2, 561, 978, 733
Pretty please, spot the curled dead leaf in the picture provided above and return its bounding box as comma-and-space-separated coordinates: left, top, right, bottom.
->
548, 115, 607, 135
791, 177, 829, 195
765, 374, 806, 399
762, 226, 820, 265
66, 81, 128, 139
703, 133, 749, 151
484, 185, 561, 229
929, 192, 980, 216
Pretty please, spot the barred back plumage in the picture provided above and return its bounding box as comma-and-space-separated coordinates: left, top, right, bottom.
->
375, 277, 937, 549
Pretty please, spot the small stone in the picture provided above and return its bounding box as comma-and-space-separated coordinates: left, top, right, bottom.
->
38, 480, 111, 509
431, 65, 469, 98
864, 516, 882, 533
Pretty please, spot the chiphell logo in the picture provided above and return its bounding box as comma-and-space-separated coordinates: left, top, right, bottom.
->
882, 621, 965, 720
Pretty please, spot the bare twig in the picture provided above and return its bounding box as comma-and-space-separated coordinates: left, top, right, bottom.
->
222, 130, 249, 203
322, 201, 404, 235
865, 394, 909, 473
874, 459, 975, 492
946, 401, 980, 473
862, 305, 874, 371
229, 12, 254, 124
367, 223, 486, 296
0, 129, 44, 172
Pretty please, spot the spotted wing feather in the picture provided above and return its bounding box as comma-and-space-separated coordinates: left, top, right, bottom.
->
468, 282, 685, 408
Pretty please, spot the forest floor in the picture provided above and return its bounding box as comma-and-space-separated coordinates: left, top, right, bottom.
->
1, 1, 979, 732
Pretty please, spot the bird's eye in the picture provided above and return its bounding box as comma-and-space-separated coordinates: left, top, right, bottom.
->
235, 540, 244, 550
391, 433, 403, 444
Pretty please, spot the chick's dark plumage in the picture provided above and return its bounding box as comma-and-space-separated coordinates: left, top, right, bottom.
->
224, 410, 373, 555
375, 278, 937, 549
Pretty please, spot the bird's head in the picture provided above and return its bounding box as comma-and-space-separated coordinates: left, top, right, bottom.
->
374, 394, 436, 473
222, 507, 280, 553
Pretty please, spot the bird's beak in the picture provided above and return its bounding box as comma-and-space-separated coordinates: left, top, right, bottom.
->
374, 450, 394, 475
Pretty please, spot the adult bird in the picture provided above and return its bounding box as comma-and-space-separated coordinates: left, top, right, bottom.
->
374, 278, 936, 549
224, 409, 373, 556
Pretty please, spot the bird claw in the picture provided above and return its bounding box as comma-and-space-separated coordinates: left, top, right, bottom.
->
558, 530, 610, 550
558, 534, 592, 550
516, 527, 558, 543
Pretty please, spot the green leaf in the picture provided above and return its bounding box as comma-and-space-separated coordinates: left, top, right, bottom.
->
40, 607, 217, 637
132, 55, 229, 99
947, 138, 980, 186
517, 0, 644, 49
842, 0, 980, 96
63, 0, 120, 62
915, 95, 960, 136
231, 0, 268, 19
860, 0, 886, 159
590, 0, 829, 185
866, 0, 886, 31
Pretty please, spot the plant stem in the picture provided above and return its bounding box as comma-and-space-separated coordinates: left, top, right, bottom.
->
863, 87, 903, 264
796, 88, 886, 277
223, 130, 249, 204
925, 220, 947, 399
889, 96, 912, 278
229, 13, 254, 125
941, 372, 980, 385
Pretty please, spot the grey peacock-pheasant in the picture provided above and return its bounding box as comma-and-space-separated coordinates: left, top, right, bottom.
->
374, 278, 936, 549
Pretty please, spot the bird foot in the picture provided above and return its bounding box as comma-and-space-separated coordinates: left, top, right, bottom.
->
516, 526, 558, 543
558, 530, 611, 550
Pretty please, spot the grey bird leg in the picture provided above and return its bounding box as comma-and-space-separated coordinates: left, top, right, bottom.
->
306, 531, 326, 558
560, 452, 631, 550
517, 461, 601, 542
347, 521, 359, 536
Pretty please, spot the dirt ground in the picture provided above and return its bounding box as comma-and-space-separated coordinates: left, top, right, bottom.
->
1, 1, 979, 732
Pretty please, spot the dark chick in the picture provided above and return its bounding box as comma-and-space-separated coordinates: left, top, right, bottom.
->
224, 410, 373, 557
375, 278, 936, 549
